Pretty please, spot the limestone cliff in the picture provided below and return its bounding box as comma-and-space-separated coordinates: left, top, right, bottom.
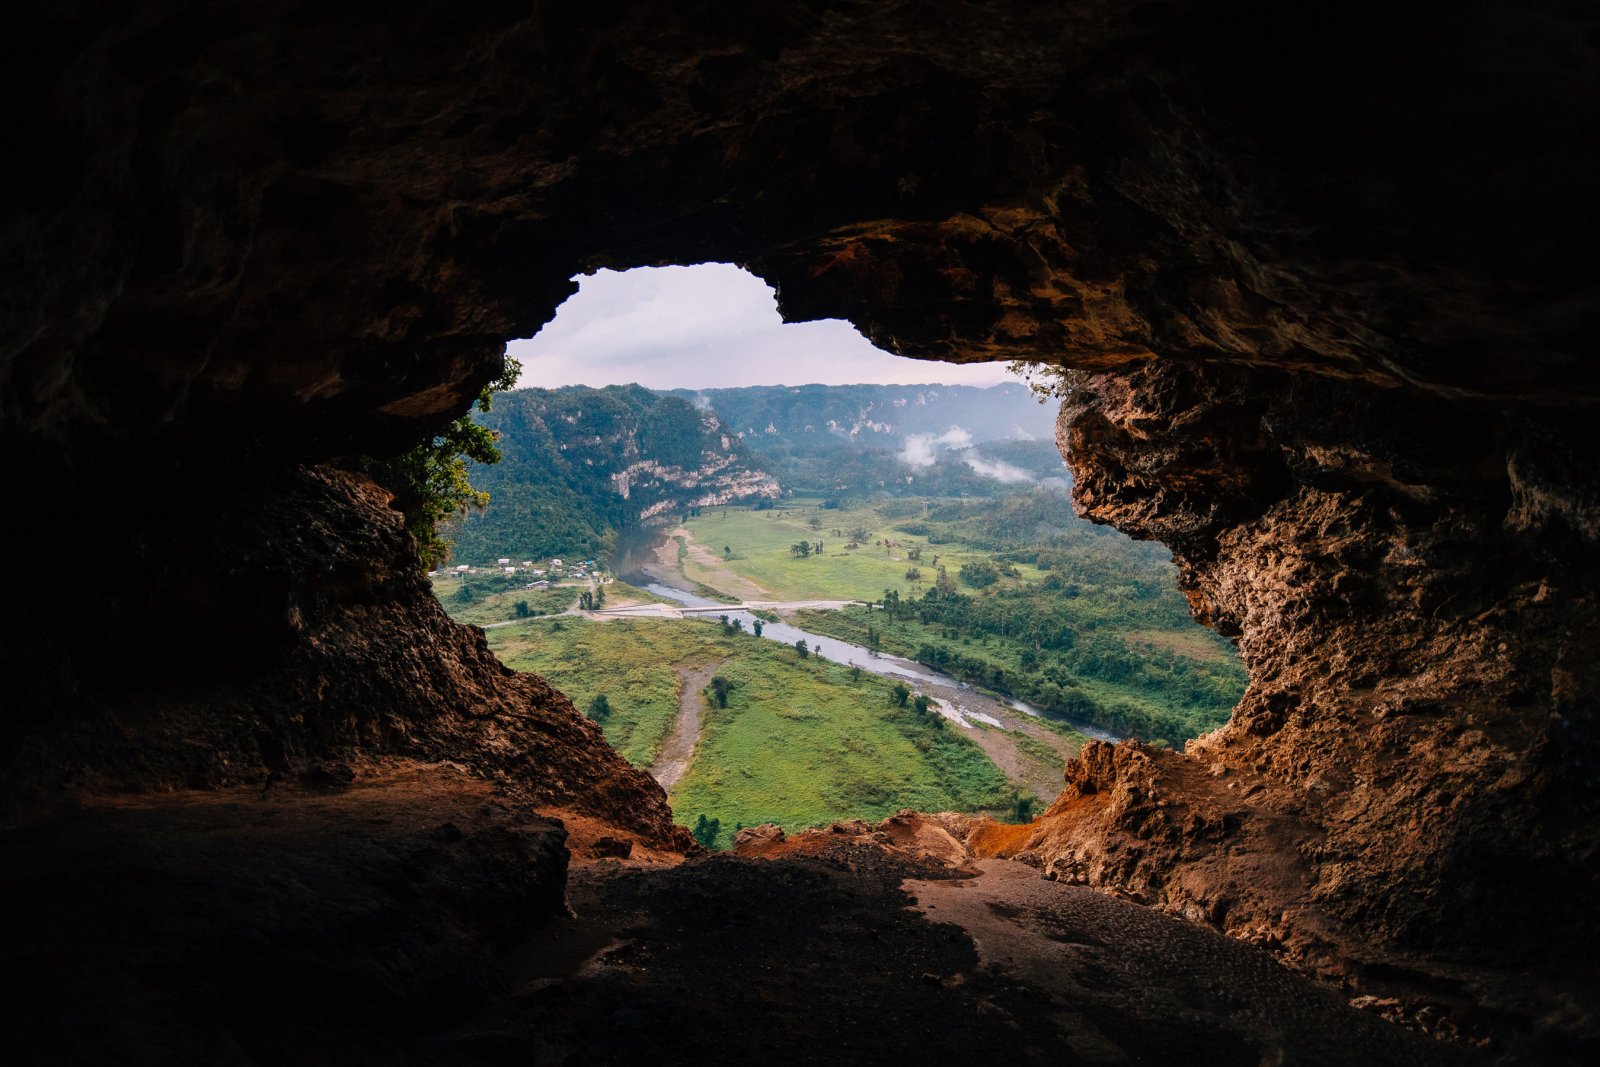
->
445, 384, 779, 563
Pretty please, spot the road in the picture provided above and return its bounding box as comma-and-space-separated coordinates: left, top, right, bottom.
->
591, 598, 859, 620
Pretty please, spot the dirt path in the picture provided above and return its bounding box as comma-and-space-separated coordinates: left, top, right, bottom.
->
649, 660, 724, 793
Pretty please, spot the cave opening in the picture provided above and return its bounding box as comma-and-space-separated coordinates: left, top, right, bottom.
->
431, 262, 1246, 849
7, 3, 1596, 1059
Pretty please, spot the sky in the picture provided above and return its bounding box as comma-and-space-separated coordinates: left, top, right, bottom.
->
508, 263, 1016, 390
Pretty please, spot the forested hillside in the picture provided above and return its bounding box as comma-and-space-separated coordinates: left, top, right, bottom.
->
665, 382, 1066, 499
444, 385, 779, 564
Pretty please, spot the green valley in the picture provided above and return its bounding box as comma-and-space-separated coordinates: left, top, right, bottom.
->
487, 616, 1016, 848
432, 380, 1246, 844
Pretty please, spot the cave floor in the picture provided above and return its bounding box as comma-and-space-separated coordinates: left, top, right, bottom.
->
1, 775, 1481, 1066
477, 846, 1478, 1067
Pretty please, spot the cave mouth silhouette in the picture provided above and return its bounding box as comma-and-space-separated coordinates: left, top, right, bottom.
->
4, 2, 1596, 1059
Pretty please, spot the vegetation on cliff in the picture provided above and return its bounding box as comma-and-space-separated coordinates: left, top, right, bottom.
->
444, 384, 777, 564
378, 357, 521, 569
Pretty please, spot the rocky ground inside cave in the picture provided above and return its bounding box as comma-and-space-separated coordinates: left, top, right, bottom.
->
2, 779, 1480, 1067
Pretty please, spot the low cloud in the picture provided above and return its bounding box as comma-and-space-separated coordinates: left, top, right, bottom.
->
899, 426, 972, 467
963, 454, 1035, 484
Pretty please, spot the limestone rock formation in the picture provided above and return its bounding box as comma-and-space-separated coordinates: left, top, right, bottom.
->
4, 0, 1597, 1060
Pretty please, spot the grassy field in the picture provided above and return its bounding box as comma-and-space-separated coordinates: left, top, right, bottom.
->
490, 617, 723, 766
680, 502, 1045, 602
486, 616, 1012, 847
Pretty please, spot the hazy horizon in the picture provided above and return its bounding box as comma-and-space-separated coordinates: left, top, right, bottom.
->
508, 263, 1018, 391
505, 378, 1030, 394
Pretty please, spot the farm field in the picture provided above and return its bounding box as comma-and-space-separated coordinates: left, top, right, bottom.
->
486, 616, 1015, 847
679, 501, 1045, 603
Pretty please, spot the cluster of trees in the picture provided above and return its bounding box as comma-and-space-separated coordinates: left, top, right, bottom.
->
802, 491, 1249, 744
691, 814, 722, 849
789, 540, 824, 557
578, 587, 606, 610
868, 582, 1240, 743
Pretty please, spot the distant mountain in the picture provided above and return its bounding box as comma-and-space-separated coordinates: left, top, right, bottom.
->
662, 382, 1066, 499
446, 385, 779, 564
665, 382, 1056, 446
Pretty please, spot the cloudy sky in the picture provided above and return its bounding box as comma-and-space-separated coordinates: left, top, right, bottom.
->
508, 263, 1015, 390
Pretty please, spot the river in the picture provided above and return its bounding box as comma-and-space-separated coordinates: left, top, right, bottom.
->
630, 577, 1120, 744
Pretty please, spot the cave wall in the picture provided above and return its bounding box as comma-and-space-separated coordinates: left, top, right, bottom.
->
4, 0, 1598, 1039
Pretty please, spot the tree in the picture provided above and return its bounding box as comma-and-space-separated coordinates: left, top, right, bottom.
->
1007, 361, 1092, 404
867, 626, 881, 653
586, 694, 611, 721
455, 583, 475, 604
808, 516, 822, 530
890, 681, 910, 707
936, 566, 957, 595
795, 638, 810, 659
709, 675, 734, 708
724, 545, 733, 559
849, 526, 870, 542
912, 693, 932, 715
753, 618, 764, 637
691, 814, 721, 849
1009, 792, 1035, 823
960, 560, 1000, 588
382, 356, 521, 570
790, 541, 812, 558
515, 599, 531, 618
905, 566, 922, 582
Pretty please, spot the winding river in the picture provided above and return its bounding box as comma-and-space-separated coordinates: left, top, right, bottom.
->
630, 577, 1120, 744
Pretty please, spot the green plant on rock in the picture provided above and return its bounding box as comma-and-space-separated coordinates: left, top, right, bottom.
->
381, 356, 521, 570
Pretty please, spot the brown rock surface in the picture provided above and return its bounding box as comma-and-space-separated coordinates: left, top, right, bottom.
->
3, 1, 1598, 1060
